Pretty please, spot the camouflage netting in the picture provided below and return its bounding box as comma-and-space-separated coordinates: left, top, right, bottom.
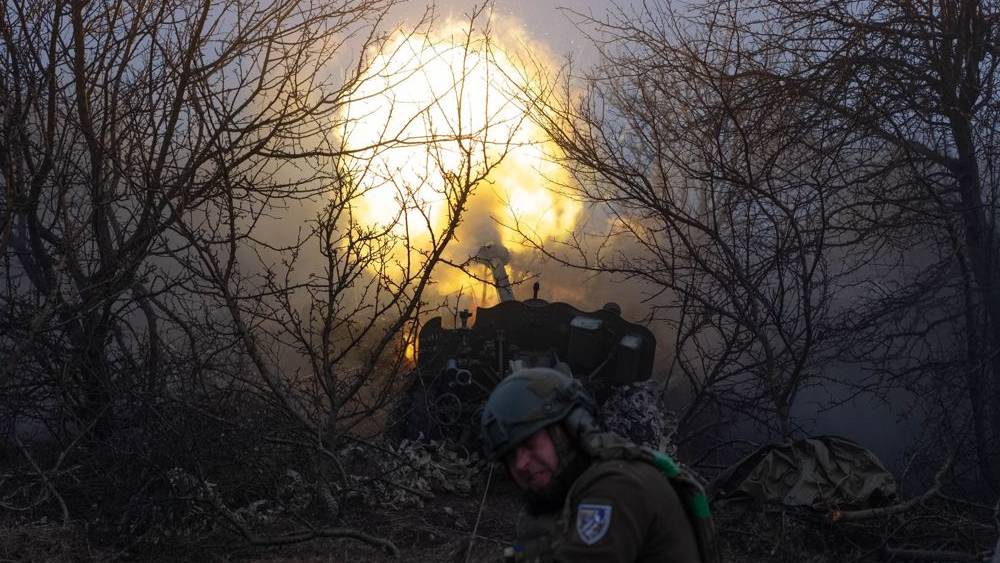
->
711, 436, 898, 509
338, 439, 484, 509
600, 381, 677, 454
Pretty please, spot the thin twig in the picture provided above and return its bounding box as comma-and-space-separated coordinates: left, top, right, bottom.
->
14, 438, 69, 527
466, 463, 496, 563
206, 481, 400, 556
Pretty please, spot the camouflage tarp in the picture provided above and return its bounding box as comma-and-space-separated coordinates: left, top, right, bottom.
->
711, 436, 897, 509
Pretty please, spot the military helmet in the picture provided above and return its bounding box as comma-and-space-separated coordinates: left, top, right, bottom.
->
480, 368, 596, 460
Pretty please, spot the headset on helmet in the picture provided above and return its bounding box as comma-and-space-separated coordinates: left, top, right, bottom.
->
480, 368, 598, 460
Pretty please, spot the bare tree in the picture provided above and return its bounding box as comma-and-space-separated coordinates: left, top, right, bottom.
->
0, 0, 401, 429
156, 8, 530, 547
1, 0, 532, 550
0, 0, 464, 551
687, 0, 1000, 489
520, 0, 1000, 491
520, 3, 880, 441
170, 6, 528, 445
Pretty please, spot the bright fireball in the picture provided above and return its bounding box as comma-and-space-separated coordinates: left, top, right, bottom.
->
337, 19, 580, 303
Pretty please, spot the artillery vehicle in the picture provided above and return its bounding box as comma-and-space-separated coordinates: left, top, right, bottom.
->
389, 244, 659, 447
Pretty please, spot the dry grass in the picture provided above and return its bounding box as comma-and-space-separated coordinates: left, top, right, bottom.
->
0, 519, 98, 562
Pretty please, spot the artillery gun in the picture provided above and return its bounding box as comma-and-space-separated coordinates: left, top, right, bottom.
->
388, 244, 660, 448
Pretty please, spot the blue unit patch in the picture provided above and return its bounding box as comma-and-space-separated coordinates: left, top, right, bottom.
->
576, 503, 613, 545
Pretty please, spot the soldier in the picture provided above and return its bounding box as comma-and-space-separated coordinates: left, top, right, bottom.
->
480, 368, 719, 563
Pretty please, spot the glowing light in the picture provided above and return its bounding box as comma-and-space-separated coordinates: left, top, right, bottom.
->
338, 19, 579, 306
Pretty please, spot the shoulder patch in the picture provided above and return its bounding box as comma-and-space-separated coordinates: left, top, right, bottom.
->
576, 503, 613, 545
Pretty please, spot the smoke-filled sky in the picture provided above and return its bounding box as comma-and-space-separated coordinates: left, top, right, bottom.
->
388, 1, 615, 64
332, 0, 653, 315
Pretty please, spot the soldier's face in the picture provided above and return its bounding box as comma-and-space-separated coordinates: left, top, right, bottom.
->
506, 427, 560, 492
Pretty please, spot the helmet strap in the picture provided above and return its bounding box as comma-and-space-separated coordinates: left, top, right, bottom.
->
547, 423, 578, 475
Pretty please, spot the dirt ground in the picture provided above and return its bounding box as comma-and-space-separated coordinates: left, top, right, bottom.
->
214, 477, 997, 563
216, 477, 524, 563
2, 470, 995, 562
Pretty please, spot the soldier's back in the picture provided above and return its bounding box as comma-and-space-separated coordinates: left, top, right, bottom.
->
513, 458, 702, 562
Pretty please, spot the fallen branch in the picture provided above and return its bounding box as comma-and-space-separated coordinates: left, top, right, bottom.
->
245, 527, 400, 557
830, 455, 952, 523
205, 481, 399, 557
882, 547, 980, 561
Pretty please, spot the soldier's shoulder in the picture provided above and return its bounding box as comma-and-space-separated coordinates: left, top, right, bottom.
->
572, 457, 664, 494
